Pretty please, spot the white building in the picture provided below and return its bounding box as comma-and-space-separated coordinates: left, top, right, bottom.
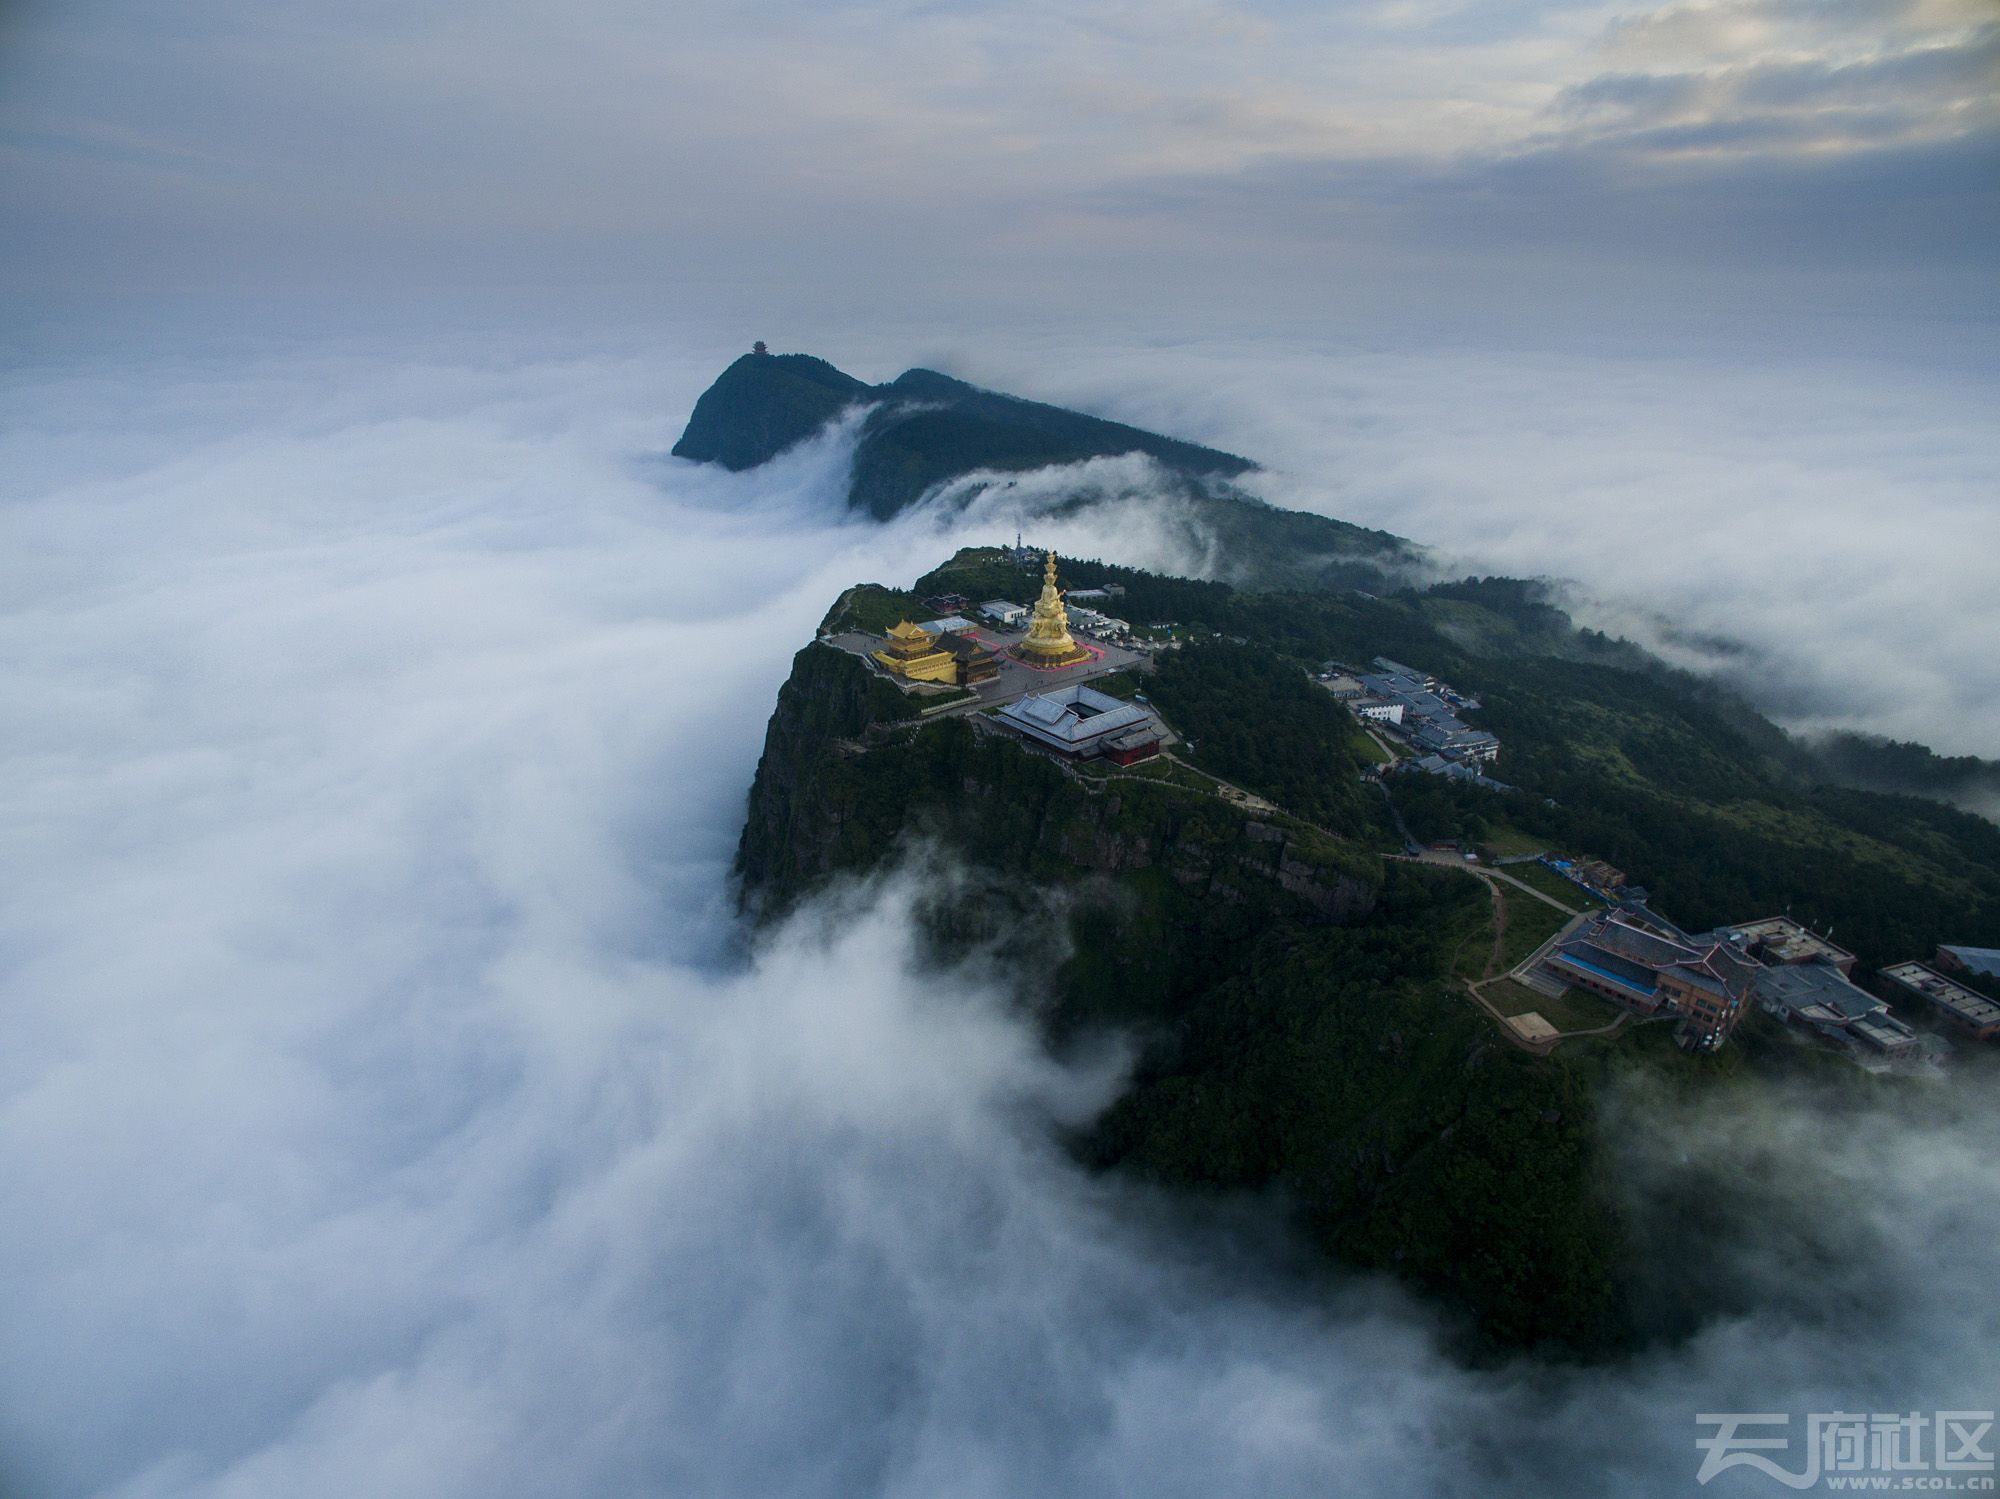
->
978, 600, 1028, 628
1353, 698, 1405, 726
1067, 606, 1130, 637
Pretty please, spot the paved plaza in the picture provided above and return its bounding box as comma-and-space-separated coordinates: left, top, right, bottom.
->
825, 626, 1149, 712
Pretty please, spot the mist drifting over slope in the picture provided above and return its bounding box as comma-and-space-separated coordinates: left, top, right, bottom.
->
925, 337, 2000, 758
0, 340, 1996, 1497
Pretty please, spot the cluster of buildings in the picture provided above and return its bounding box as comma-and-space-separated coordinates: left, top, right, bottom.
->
977, 595, 1133, 641
1541, 908, 1920, 1058
980, 565, 1133, 640
1323, 657, 1501, 766
1064, 603, 1134, 641
1542, 907, 1765, 1051
1529, 884, 2000, 1059
874, 551, 1100, 690
1536, 855, 1642, 904
1002, 535, 1043, 566
1402, 753, 1513, 793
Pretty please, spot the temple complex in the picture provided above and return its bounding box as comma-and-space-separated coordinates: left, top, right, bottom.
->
872, 618, 1001, 687
872, 620, 958, 683
937, 633, 1001, 685
1008, 553, 1093, 668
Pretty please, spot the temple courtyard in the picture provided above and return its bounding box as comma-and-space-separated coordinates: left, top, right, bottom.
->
823, 623, 1147, 711
825, 552, 1150, 715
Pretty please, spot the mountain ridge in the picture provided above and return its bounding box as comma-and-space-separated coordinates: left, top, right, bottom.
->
674, 350, 2000, 822
732, 545, 2000, 1361
671, 348, 1421, 593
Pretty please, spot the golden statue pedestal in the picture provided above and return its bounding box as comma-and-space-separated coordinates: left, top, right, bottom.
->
1008, 552, 1092, 668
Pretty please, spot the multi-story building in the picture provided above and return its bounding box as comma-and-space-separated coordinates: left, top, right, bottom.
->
1753, 962, 1919, 1058
1704, 916, 1858, 976
1542, 909, 1762, 1048
1880, 962, 2000, 1041
1352, 698, 1404, 725
1354, 656, 1500, 765
1411, 720, 1500, 763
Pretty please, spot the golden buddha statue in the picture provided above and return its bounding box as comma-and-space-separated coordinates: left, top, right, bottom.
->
1010, 552, 1092, 667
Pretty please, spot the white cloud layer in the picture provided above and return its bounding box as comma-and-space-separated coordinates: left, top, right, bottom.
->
2, 342, 1997, 1499
929, 335, 2000, 756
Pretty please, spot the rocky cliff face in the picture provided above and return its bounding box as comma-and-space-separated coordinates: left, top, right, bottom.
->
733, 642, 910, 910
730, 637, 1632, 1363
733, 643, 1378, 927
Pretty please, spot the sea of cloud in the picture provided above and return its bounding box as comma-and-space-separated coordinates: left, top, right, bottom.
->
2, 342, 1997, 1498
932, 334, 2000, 758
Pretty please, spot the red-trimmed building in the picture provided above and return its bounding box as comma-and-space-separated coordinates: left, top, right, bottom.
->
1541, 908, 1763, 1049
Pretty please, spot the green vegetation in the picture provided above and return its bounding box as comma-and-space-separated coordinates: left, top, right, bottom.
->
733, 547, 2000, 1366
1500, 860, 1596, 910
1077, 865, 1625, 1358
1072, 755, 1208, 792
1350, 723, 1397, 764
1083, 669, 1143, 700
1447, 889, 1497, 981
1477, 824, 1548, 858
1482, 978, 1551, 1017
1146, 640, 1385, 842
1392, 770, 1506, 846
1810, 732, 2000, 812
847, 367, 1255, 521
1496, 884, 1573, 971
671, 352, 869, 470
820, 584, 930, 636
1484, 978, 1623, 1034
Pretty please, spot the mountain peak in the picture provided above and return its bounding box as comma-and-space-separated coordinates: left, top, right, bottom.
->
671, 349, 1252, 499
669, 350, 870, 470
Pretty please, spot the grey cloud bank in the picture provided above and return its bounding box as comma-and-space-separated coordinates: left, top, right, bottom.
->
2, 0, 1991, 338
2, 343, 1997, 1498
887, 334, 2000, 757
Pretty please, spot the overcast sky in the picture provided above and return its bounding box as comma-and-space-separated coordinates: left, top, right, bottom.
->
3, 0, 1995, 342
